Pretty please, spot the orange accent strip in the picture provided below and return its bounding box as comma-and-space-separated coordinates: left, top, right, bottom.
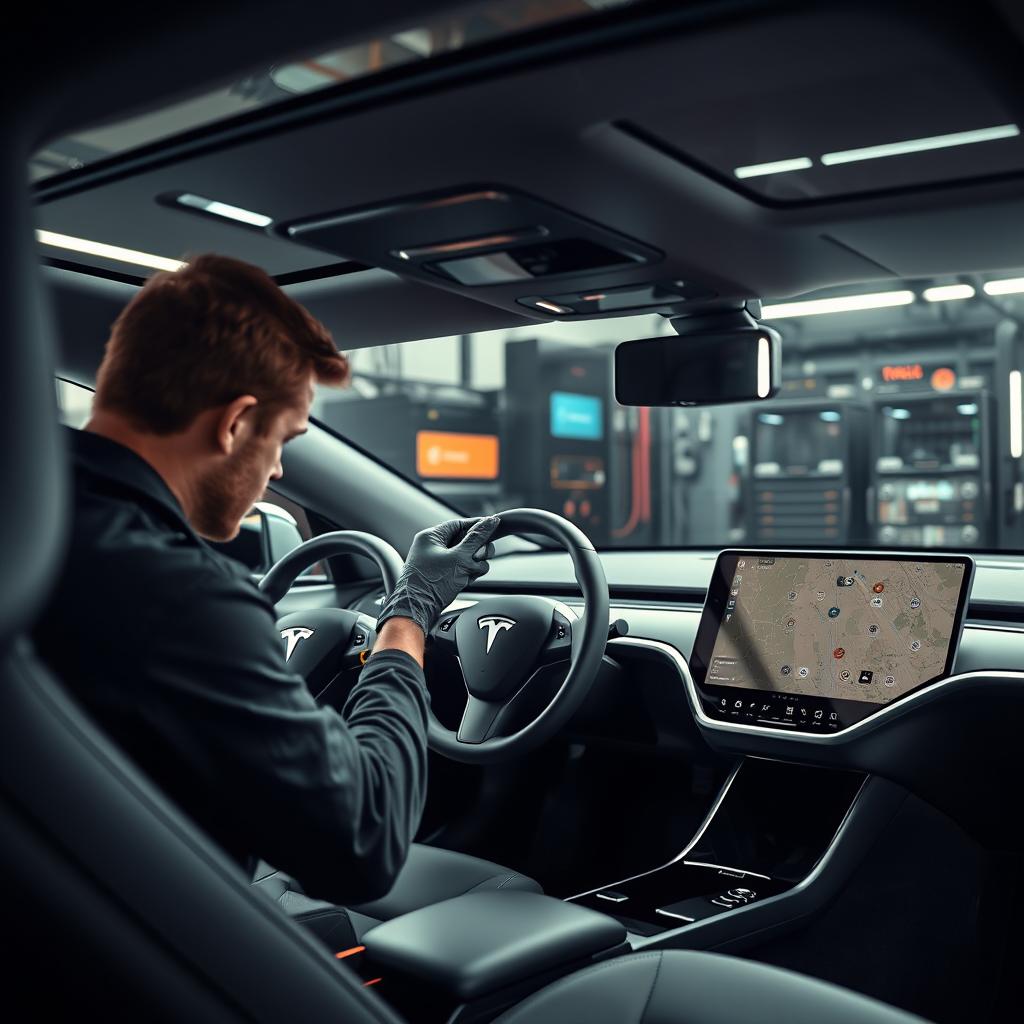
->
335, 945, 366, 960
363, 978, 383, 987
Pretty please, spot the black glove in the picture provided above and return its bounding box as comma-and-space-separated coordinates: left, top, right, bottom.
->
377, 516, 501, 636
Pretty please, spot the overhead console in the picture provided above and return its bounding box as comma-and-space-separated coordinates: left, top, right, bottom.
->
280, 186, 717, 319
689, 549, 973, 735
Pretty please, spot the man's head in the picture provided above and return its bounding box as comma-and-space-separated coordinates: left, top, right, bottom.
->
91, 254, 349, 540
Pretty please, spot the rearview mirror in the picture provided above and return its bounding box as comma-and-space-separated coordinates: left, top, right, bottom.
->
614, 322, 781, 406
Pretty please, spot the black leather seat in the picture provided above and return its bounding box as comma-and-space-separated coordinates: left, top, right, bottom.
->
496, 950, 927, 1024
252, 844, 542, 944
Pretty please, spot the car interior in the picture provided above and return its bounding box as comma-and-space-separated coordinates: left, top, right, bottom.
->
7, 0, 1024, 1020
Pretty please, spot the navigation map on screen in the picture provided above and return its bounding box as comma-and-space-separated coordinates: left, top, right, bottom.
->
706, 556, 968, 705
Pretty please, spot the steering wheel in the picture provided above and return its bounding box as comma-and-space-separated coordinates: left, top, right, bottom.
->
260, 508, 610, 764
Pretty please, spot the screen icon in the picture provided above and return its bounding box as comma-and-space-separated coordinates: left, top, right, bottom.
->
828, 606, 841, 618
884, 675, 896, 687
798, 666, 809, 678
840, 670, 852, 681
858, 669, 874, 684
833, 647, 845, 659
910, 597, 921, 609
816, 590, 826, 601
814, 710, 823, 719
787, 591, 797, 601
868, 624, 879, 635
872, 582, 885, 594
910, 640, 922, 652
780, 664, 792, 676
871, 596, 883, 608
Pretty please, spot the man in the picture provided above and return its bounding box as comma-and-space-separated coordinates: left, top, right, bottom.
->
33, 253, 499, 919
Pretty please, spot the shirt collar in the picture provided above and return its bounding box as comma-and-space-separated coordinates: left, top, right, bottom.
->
67, 426, 194, 532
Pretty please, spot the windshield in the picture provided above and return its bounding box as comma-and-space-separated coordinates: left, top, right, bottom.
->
314, 276, 1024, 552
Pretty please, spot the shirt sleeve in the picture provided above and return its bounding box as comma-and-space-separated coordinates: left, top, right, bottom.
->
140, 563, 430, 906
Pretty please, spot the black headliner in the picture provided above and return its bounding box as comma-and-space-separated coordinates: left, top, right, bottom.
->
27, 0, 1024, 345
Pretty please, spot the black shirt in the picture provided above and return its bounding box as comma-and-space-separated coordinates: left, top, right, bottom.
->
32, 428, 429, 906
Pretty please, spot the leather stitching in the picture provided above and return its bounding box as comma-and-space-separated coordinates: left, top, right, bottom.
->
637, 951, 664, 1024
496, 873, 519, 890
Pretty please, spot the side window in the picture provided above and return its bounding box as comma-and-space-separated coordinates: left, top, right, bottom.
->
208, 488, 330, 581
56, 379, 95, 427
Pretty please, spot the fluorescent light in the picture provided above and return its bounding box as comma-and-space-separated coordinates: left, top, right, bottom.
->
1011, 370, 1023, 459
762, 290, 914, 318
734, 157, 812, 179
984, 277, 1024, 296
756, 335, 771, 398
821, 123, 1019, 166
758, 412, 783, 426
177, 193, 273, 227
886, 407, 912, 420
819, 410, 841, 422
956, 403, 978, 416
923, 284, 975, 302
36, 230, 185, 272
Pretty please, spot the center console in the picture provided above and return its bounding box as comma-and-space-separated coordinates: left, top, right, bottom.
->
568, 758, 872, 942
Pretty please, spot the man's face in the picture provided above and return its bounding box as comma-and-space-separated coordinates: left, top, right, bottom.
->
192, 383, 312, 542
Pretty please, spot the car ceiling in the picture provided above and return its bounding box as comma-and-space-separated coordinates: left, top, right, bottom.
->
29, 0, 1024, 350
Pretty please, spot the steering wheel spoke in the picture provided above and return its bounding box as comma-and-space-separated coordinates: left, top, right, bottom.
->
457, 694, 508, 744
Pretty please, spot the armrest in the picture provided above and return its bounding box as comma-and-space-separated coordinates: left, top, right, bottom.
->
361, 891, 627, 1002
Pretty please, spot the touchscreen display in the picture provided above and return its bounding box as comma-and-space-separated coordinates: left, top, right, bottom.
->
701, 554, 970, 720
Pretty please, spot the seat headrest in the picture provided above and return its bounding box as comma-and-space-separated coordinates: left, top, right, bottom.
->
0, 172, 68, 646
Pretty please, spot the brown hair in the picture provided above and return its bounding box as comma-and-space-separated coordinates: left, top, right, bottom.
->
94, 254, 349, 434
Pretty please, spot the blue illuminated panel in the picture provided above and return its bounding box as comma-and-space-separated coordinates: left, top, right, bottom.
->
550, 391, 604, 441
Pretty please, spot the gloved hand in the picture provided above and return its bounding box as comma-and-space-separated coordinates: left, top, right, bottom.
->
377, 516, 502, 636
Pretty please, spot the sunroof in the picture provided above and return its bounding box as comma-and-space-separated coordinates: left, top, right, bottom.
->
626, 25, 1024, 204
30, 0, 639, 184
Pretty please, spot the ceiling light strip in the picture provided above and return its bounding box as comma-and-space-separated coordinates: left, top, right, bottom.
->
762, 290, 914, 319
734, 157, 812, 179
36, 230, 184, 272
984, 277, 1024, 296
821, 124, 1019, 166
923, 284, 975, 302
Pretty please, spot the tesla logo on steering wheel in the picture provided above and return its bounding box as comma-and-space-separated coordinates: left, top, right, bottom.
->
478, 615, 516, 654
281, 627, 314, 661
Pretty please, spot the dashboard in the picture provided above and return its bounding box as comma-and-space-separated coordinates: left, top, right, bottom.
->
304, 544, 1024, 845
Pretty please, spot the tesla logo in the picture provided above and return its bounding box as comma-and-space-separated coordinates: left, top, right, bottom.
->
478, 616, 516, 654
281, 627, 314, 661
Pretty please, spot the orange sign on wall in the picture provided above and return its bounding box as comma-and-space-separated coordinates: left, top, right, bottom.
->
416, 431, 500, 480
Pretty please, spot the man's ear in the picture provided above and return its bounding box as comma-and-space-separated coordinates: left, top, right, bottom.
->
214, 395, 259, 455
